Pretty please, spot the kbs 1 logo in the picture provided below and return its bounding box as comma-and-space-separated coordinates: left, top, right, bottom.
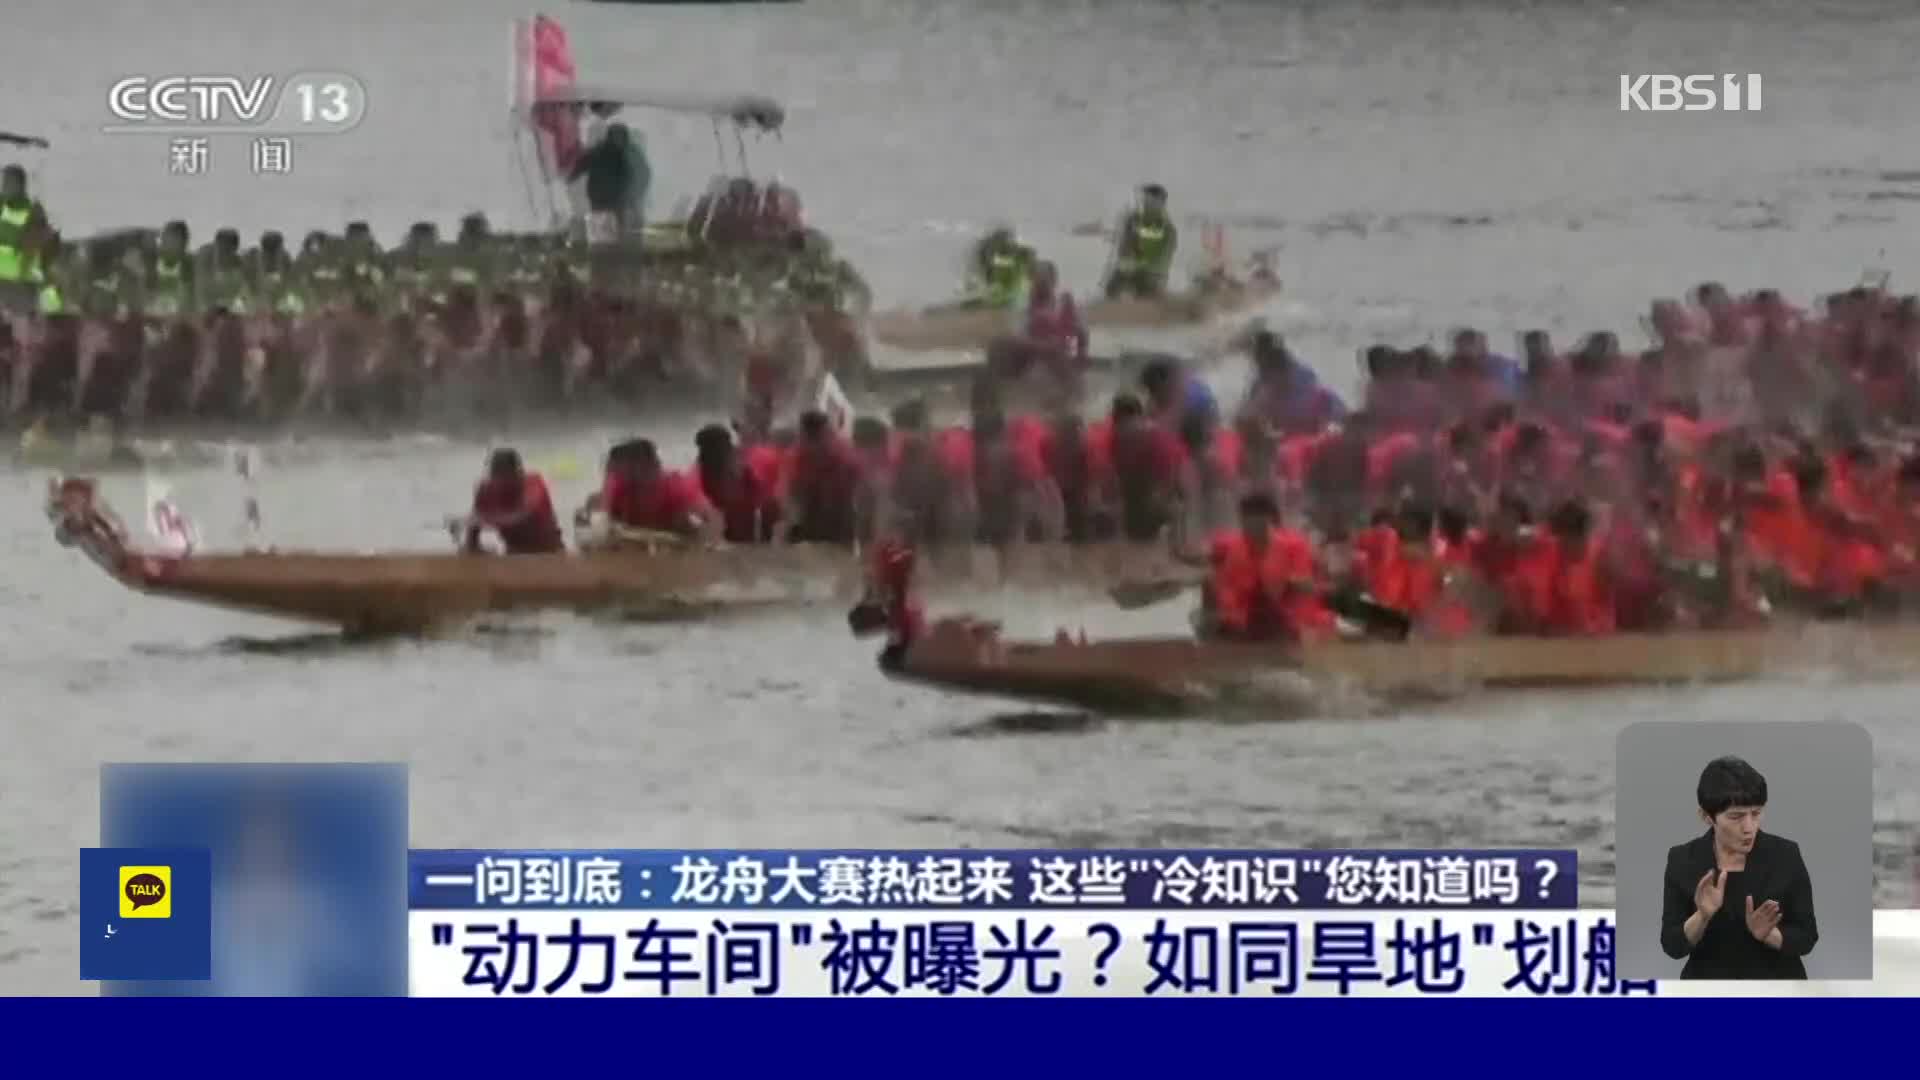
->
119, 865, 172, 919
1620, 74, 1762, 112
105, 73, 367, 135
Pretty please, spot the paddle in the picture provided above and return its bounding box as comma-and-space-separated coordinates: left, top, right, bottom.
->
0, 132, 50, 149
1107, 573, 1414, 640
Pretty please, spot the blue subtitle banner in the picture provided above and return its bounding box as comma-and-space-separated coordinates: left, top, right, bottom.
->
409, 849, 1578, 910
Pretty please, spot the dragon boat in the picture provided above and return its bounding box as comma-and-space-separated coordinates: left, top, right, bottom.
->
45, 476, 1190, 634
867, 271, 1282, 355
874, 617, 1920, 714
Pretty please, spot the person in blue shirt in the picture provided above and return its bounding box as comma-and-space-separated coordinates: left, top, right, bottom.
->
1240, 330, 1348, 436
1449, 327, 1522, 393
1139, 355, 1217, 429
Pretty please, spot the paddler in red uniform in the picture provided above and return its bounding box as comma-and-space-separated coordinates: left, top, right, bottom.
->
849, 417, 896, 543
694, 425, 779, 543
970, 407, 1064, 544
782, 409, 862, 544
848, 527, 926, 671
1352, 505, 1444, 625
596, 438, 719, 541
464, 448, 565, 555
1194, 492, 1331, 643
1176, 407, 1239, 538
888, 398, 970, 547
1540, 500, 1617, 636
1095, 391, 1185, 541
1017, 260, 1089, 406
1470, 491, 1555, 634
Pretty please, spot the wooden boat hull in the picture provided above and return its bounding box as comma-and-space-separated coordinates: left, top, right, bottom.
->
868, 278, 1281, 353
48, 481, 1192, 633
885, 622, 1920, 713
103, 544, 1186, 633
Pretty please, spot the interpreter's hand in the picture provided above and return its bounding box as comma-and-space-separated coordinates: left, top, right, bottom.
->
1694, 868, 1727, 919
1745, 896, 1782, 942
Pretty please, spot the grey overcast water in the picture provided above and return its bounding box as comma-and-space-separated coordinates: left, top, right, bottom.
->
5, 0, 1920, 992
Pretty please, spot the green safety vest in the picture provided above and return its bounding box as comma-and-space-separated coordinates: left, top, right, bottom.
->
306, 263, 342, 303
148, 257, 188, 316
347, 258, 385, 287
206, 264, 248, 309
38, 282, 63, 314
257, 269, 305, 315
1121, 217, 1172, 272
0, 203, 31, 283
508, 260, 544, 288
84, 276, 116, 315
983, 249, 1028, 307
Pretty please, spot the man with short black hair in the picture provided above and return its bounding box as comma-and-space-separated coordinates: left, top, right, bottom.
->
465, 448, 565, 554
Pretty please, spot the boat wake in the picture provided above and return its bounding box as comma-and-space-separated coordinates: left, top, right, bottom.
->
942, 711, 1109, 739
135, 631, 403, 659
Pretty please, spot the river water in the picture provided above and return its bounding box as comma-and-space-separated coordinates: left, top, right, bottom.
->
4, 0, 1920, 992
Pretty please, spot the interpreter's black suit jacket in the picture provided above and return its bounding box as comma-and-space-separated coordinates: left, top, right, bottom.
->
1660, 829, 1817, 979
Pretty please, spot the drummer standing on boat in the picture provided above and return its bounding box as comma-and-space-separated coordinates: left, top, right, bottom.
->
1106, 184, 1178, 299
568, 121, 650, 242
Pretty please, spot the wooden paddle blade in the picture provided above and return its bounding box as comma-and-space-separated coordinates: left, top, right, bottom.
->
1109, 578, 1193, 610
1322, 589, 1413, 641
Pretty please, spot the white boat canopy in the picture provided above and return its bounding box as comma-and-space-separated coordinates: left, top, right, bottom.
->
532, 85, 784, 133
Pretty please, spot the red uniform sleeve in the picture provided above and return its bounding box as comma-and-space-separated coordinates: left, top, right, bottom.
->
1277, 435, 1319, 486
472, 479, 506, 517
1208, 531, 1236, 565
1085, 421, 1114, 483
668, 472, 714, 519
524, 474, 555, 517
1365, 432, 1420, 490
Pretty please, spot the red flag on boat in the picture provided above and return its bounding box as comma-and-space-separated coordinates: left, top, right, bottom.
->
516, 14, 581, 177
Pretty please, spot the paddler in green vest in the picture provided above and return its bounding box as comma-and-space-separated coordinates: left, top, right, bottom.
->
1106, 183, 1178, 299
248, 230, 305, 316
340, 221, 387, 299
784, 229, 868, 314
964, 226, 1033, 309
0, 165, 50, 312
197, 228, 250, 312
448, 213, 495, 296
79, 238, 131, 317
500, 236, 542, 295
145, 221, 197, 319
297, 230, 345, 309
387, 222, 442, 310
560, 234, 594, 289
30, 230, 66, 315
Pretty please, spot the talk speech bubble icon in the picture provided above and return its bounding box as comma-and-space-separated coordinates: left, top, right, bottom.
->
120, 867, 171, 918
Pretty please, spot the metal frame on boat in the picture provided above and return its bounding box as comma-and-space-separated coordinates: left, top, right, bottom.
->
508, 14, 788, 243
